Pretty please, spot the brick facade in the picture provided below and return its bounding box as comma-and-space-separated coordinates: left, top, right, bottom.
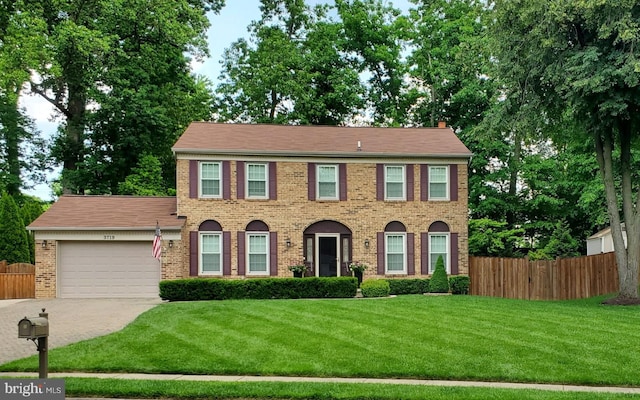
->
34, 240, 57, 298
174, 159, 468, 280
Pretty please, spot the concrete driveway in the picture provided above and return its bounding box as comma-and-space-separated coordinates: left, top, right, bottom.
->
0, 298, 162, 365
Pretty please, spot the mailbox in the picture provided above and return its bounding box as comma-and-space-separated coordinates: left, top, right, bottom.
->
18, 316, 49, 339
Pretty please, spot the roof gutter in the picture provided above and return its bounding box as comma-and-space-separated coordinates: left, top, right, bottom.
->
172, 148, 473, 159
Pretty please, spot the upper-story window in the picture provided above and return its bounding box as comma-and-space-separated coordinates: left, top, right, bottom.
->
200, 162, 221, 198
385, 165, 406, 200
247, 163, 268, 199
317, 165, 339, 200
429, 165, 449, 200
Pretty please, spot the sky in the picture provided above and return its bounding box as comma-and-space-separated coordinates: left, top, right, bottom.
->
22, 0, 411, 200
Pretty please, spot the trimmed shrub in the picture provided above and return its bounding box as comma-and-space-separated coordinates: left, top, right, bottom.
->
159, 277, 358, 301
385, 279, 430, 295
360, 279, 390, 298
429, 255, 449, 293
449, 276, 470, 295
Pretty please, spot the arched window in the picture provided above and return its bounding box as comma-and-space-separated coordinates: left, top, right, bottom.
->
245, 220, 270, 275
428, 221, 450, 274
190, 220, 230, 277
383, 222, 407, 274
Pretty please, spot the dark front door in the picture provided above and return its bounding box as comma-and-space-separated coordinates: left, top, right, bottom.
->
318, 236, 338, 277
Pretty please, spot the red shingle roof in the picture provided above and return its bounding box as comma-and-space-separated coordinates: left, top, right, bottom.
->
28, 196, 183, 230
173, 122, 472, 158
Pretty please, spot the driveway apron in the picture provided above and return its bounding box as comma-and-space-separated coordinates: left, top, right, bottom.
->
0, 298, 161, 365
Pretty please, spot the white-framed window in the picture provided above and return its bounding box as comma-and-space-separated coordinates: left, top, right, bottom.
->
385, 233, 406, 274
247, 163, 268, 198
385, 165, 405, 200
200, 233, 222, 275
429, 233, 449, 273
317, 164, 338, 199
200, 162, 221, 198
429, 165, 449, 200
247, 233, 269, 274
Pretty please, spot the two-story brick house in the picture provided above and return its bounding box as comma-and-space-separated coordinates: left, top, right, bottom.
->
29, 122, 471, 298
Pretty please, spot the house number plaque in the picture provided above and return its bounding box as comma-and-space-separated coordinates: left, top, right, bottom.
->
103, 235, 116, 240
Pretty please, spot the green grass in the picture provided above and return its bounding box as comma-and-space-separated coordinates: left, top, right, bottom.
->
2, 295, 640, 387
51, 378, 640, 400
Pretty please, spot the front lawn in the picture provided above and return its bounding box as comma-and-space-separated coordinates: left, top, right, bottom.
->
2, 295, 639, 387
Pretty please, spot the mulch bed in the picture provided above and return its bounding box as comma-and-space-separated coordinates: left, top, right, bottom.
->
601, 297, 640, 306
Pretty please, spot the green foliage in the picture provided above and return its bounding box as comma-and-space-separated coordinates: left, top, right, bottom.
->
118, 155, 171, 196
449, 276, 470, 295
429, 255, 449, 293
0, 193, 30, 263
528, 220, 581, 261
360, 279, 390, 298
159, 277, 358, 301
18, 196, 45, 264
385, 278, 430, 295
215, 1, 364, 125
469, 218, 526, 257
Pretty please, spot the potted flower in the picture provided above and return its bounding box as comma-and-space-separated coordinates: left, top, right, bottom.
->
288, 263, 308, 278
348, 261, 368, 287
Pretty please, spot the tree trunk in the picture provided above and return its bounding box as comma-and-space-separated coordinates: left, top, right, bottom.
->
594, 123, 639, 299
61, 84, 87, 194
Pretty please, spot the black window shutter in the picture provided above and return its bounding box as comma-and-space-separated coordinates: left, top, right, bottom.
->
308, 163, 316, 200
377, 232, 384, 275
189, 161, 198, 199
450, 164, 458, 201
451, 233, 459, 274
270, 232, 278, 276
339, 163, 347, 201
237, 231, 245, 275
376, 164, 384, 200
223, 161, 231, 200
269, 162, 277, 200
407, 233, 415, 275
406, 164, 414, 201
237, 161, 245, 199
420, 232, 429, 275
189, 231, 198, 276
223, 231, 231, 275
420, 164, 428, 201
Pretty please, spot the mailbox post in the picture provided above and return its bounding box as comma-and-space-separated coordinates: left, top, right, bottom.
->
18, 308, 49, 378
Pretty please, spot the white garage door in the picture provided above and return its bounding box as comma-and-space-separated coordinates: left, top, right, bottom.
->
58, 241, 161, 298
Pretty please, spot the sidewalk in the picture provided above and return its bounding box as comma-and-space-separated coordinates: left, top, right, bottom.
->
2, 372, 640, 395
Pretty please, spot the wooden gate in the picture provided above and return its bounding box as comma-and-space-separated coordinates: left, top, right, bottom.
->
0, 261, 36, 299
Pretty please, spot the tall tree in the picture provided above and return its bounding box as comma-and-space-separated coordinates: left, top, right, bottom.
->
16, 0, 223, 194
336, 0, 410, 125
492, 0, 640, 300
0, 193, 30, 263
215, 0, 363, 125
0, 0, 49, 196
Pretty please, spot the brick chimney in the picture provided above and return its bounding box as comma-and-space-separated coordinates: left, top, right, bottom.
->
438, 121, 446, 128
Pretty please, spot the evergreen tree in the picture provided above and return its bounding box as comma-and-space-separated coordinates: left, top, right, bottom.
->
429, 255, 450, 293
0, 193, 30, 263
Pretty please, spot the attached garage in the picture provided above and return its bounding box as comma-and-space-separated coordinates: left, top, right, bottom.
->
58, 241, 161, 298
28, 196, 185, 299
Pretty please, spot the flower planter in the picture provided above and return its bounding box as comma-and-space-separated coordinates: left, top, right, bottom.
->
293, 271, 304, 278
353, 270, 363, 287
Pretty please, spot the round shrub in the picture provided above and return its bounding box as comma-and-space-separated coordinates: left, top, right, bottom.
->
360, 279, 390, 298
429, 255, 450, 293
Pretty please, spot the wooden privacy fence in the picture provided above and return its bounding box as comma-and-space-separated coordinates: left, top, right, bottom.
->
469, 252, 619, 300
0, 261, 36, 300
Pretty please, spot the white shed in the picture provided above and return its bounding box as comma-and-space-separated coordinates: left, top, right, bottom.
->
586, 224, 627, 255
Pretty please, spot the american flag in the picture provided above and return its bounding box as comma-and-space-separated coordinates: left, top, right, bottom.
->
152, 222, 162, 260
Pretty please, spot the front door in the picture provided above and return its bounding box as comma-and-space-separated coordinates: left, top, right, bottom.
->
317, 235, 339, 277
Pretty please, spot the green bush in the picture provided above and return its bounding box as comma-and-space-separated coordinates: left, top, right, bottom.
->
385, 279, 430, 295
360, 279, 390, 298
159, 277, 358, 301
449, 276, 470, 295
429, 255, 450, 293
